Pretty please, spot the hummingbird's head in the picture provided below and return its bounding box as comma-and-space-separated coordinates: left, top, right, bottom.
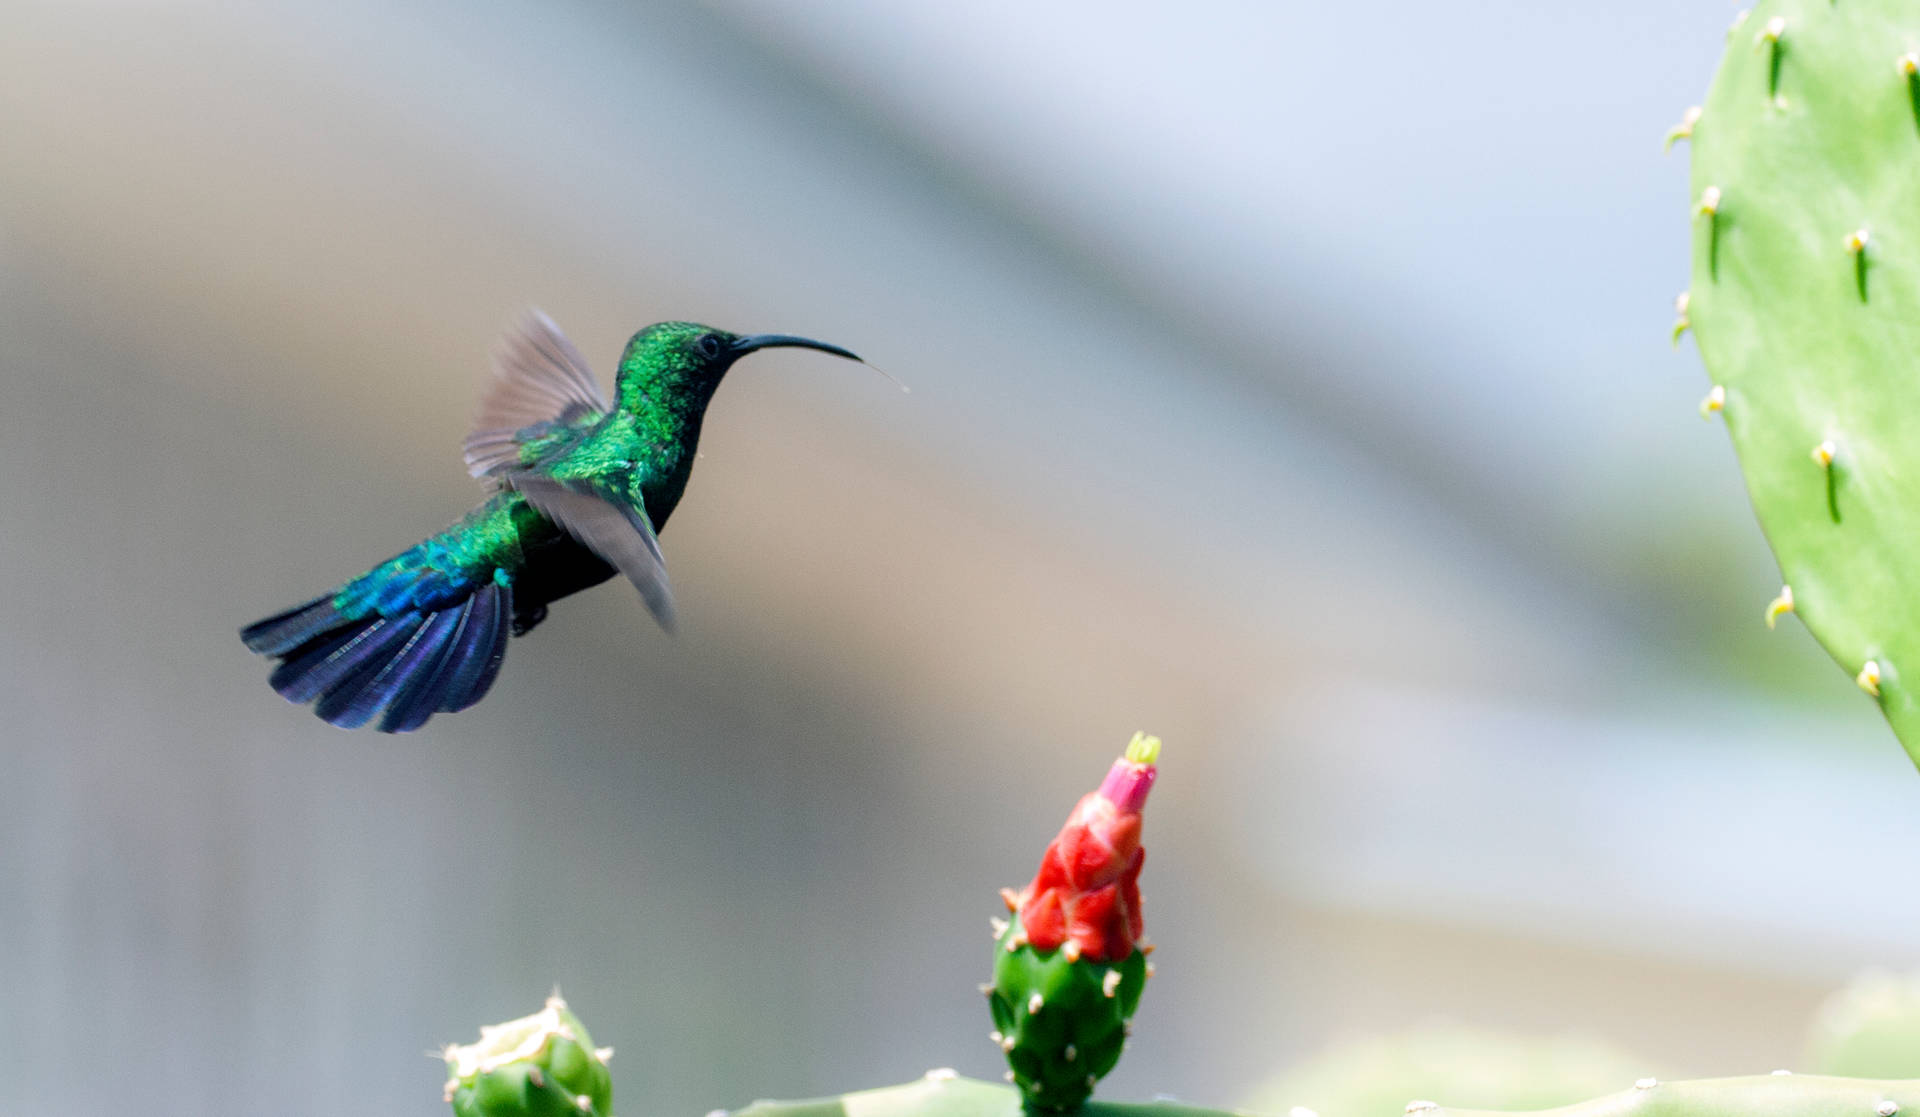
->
615, 321, 862, 412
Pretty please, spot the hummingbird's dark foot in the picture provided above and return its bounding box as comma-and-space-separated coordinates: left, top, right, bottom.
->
511, 604, 547, 636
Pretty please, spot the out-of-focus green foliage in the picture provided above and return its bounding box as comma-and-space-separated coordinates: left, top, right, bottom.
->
1808, 972, 1920, 1079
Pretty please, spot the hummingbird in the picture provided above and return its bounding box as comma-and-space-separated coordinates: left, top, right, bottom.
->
241, 313, 865, 732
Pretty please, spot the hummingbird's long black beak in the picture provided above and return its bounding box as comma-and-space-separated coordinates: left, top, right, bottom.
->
729, 334, 863, 363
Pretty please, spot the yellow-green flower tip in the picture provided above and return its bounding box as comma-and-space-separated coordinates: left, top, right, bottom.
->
1124, 732, 1162, 765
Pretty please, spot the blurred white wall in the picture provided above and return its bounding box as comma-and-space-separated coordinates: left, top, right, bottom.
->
0, 3, 1910, 1117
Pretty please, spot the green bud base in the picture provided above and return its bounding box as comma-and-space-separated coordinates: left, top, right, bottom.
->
988, 915, 1148, 1112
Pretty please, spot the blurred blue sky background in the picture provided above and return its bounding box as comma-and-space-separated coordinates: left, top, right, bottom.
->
2, 2, 1914, 1115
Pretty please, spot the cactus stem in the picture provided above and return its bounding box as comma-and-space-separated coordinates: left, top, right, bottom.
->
1028, 993, 1045, 1015
1637, 1079, 1660, 1091
1102, 970, 1123, 998
1665, 106, 1703, 150
1847, 229, 1870, 300
1766, 585, 1795, 629
1858, 660, 1883, 697
1756, 17, 1786, 98
1700, 385, 1725, 417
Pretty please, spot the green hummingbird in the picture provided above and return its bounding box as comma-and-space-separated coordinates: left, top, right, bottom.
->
241, 313, 864, 732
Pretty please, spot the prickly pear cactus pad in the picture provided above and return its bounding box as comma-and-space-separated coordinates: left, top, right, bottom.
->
987, 733, 1160, 1113
1683, 0, 1920, 763
1246, 1025, 1649, 1117
711, 1074, 1920, 1117
719, 1072, 1244, 1117
442, 994, 614, 1117
1439, 1076, 1920, 1117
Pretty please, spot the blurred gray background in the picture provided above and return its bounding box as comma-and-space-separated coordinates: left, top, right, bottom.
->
3, 2, 1915, 1115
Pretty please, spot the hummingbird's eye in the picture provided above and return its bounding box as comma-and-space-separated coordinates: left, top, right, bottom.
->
697, 334, 723, 358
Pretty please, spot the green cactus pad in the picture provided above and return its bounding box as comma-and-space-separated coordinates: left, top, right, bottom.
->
443, 995, 614, 1117
719, 1072, 1240, 1117
714, 1075, 1920, 1117
988, 914, 1148, 1112
1245, 1025, 1649, 1117
1441, 1076, 1920, 1117
1686, 0, 1920, 763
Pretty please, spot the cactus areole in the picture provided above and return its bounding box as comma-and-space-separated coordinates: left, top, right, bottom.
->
989, 733, 1160, 1112
1683, 0, 1920, 765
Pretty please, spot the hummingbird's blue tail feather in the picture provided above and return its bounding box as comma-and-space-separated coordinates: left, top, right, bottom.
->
240, 581, 511, 733
240, 595, 350, 656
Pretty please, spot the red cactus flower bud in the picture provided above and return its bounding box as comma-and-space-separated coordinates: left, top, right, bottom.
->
1013, 732, 1160, 963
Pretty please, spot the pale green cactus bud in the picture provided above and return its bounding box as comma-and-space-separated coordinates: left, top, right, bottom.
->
442, 994, 614, 1117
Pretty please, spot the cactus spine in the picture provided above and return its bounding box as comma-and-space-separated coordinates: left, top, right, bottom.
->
1683, 0, 1920, 764
442, 995, 615, 1117
987, 733, 1161, 1112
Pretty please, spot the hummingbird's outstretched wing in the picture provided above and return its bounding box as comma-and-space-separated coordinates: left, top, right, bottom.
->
464, 310, 610, 480
508, 473, 678, 634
